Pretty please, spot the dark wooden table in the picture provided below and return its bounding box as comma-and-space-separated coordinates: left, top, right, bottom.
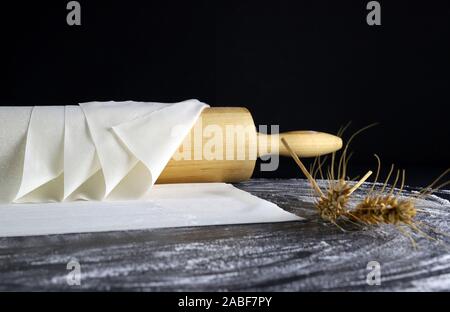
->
1, 179, 450, 291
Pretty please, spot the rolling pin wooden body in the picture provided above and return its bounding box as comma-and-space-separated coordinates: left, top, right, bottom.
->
156, 107, 342, 183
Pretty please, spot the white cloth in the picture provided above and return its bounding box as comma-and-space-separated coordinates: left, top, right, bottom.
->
0, 99, 207, 203
0, 183, 301, 237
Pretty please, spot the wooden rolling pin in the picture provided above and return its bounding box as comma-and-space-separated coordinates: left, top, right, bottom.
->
156, 107, 342, 183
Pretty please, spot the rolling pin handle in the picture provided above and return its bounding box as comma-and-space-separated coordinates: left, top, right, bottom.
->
257, 131, 343, 158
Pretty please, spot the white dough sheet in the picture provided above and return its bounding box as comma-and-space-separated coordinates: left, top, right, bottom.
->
0, 100, 301, 236
0, 183, 300, 237
0, 99, 207, 203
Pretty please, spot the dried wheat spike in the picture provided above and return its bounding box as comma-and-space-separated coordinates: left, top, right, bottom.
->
315, 179, 353, 222
281, 123, 375, 225
350, 155, 450, 247
351, 195, 417, 225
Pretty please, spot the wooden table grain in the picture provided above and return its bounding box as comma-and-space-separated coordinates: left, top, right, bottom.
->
1, 179, 449, 291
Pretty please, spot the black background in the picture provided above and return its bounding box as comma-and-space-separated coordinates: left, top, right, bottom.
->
3, 0, 450, 185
